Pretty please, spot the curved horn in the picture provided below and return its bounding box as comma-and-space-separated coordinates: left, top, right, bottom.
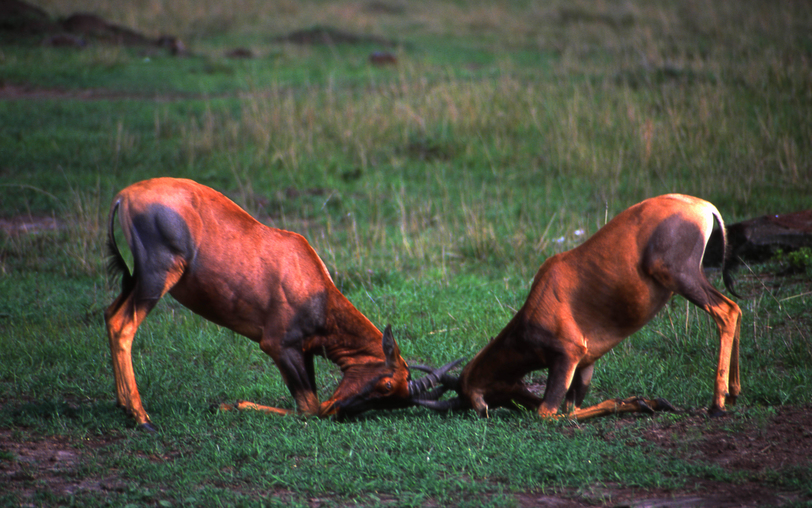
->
407, 358, 464, 397
418, 384, 450, 401
411, 364, 460, 393
412, 396, 467, 412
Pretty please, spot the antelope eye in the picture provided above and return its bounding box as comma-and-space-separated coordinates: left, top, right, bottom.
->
378, 379, 393, 393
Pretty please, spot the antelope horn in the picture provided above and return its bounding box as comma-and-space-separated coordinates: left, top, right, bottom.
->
407, 358, 464, 397
412, 396, 468, 412
419, 384, 450, 401
410, 363, 461, 391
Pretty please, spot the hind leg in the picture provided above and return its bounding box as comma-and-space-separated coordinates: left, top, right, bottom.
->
727, 317, 741, 404
668, 270, 741, 415
104, 291, 158, 429
645, 217, 742, 416
704, 291, 741, 415
104, 259, 186, 430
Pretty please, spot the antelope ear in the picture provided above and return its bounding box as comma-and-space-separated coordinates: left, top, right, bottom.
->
382, 325, 400, 368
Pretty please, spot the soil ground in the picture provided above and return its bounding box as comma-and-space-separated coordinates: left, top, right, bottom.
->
2, 404, 811, 507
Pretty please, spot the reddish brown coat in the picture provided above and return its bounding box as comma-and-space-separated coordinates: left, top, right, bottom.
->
104, 178, 413, 430
456, 194, 742, 419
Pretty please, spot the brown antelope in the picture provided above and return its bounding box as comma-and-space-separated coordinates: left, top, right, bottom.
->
417, 194, 742, 420
104, 178, 456, 431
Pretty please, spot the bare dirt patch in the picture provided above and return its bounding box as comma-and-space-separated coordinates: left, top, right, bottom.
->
273, 25, 397, 47
0, 215, 61, 235
0, 429, 128, 502
0, 82, 201, 102
611, 405, 812, 507
650, 408, 812, 474
516, 405, 811, 507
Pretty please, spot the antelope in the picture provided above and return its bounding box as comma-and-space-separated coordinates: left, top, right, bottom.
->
104, 178, 456, 431
417, 194, 742, 420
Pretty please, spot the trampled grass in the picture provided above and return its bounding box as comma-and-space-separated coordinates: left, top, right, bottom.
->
2, 0, 812, 505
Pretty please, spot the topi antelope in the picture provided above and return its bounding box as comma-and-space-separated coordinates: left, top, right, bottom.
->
417, 194, 742, 420
104, 178, 457, 431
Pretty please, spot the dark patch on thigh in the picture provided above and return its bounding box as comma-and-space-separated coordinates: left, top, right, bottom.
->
643, 214, 711, 304
129, 205, 194, 300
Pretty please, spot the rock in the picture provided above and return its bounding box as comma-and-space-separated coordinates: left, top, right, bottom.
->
225, 47, 254, 58
705, 210, 812, 268
0, 0, 59, 34
369, 51, 397, 65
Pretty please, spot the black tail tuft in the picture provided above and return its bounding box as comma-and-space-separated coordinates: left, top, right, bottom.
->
722, 261, 741, 299
107, 200, 135, 294
712, 209, 742, 299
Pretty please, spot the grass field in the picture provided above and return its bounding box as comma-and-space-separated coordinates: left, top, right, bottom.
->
2, 0, 812, 506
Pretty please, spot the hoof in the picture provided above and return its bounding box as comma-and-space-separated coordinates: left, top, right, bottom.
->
139, 422, 158, 433
708, 406, 727, 418
636, 399, 655, 414
655, 398, 677, 412
217, 401, 240, 412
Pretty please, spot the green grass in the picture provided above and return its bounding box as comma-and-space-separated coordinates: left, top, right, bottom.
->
2, 0, 812, 505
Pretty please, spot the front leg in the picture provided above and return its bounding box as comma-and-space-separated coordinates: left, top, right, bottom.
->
565, 364, 594, 413
569, 397, 677, 421
538, 356, 580, 417
506, 386, 543, 412
225, 340, 320, 417
273, 348, 321, 415
219, 349, 319, 417
219, 401, 294, 416
479, 382, 543, 415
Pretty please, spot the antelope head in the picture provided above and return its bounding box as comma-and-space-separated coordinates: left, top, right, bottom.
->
329, 327, 465, 419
